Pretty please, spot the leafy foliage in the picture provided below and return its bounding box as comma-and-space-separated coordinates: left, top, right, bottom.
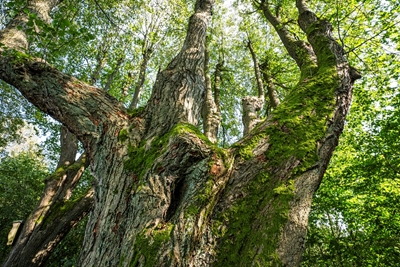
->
0, 152, 47, 261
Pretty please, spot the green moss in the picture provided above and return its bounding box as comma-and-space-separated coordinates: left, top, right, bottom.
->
118, 128, 128, 143
124, 123, 227, 180
215, 20, 340, 265
46, 158, 86, 181
130, 224, 174, 267
213, 172, 293, 266
127, 106, 145, 117
235, 131, 268, 160
40, 196, 82, 227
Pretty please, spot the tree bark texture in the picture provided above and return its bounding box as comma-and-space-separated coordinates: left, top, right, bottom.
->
0, 0, 361, 266
260, 59, 281, 108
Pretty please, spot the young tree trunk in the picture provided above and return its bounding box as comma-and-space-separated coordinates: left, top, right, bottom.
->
2, 127, 93, 267
129, 48, 152, 109
202, 40, 221, 143
0, 0, 361, 266
241, 39, 265, 135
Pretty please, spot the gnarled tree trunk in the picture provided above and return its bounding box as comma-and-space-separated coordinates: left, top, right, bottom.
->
0, 0, 361, 266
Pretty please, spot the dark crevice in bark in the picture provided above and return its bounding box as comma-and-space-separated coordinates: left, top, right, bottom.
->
165, 178, 187, 222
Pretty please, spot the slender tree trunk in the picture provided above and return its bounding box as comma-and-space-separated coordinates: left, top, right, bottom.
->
0, 0, 361, 266
129, 48, 152, 109
202, 40, 220, 143
213, 60, 223, 110
260, 59, 281, 108
242, 39, 265, 135
2, 127, 93, 267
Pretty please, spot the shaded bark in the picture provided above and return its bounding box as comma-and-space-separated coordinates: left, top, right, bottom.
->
0, 0, 361, 266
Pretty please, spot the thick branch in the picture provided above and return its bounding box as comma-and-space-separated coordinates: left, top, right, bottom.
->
57, 126, 78, 169
0, 0, 128, 151
143, 0, 215, 137
0, 57, 128, 150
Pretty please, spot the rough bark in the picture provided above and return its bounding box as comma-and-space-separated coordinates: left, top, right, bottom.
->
0, 0, 361, 266
143, 0, 214, 138
242, 96, 264, 135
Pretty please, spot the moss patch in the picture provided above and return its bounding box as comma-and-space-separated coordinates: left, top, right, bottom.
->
213, 172, 294, 266
124, 123, 227, 180
215, 19, 340, 265
130, 223, 174, 267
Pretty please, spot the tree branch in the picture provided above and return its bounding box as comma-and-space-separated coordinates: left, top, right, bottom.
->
259, 0, 316, 69
0, 0, 129, 151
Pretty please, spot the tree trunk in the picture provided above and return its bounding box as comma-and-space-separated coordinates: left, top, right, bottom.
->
2, 127, 93, 267
0, 0, 361, 266
129, 48, 152, 109
202, 40, 221, 143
